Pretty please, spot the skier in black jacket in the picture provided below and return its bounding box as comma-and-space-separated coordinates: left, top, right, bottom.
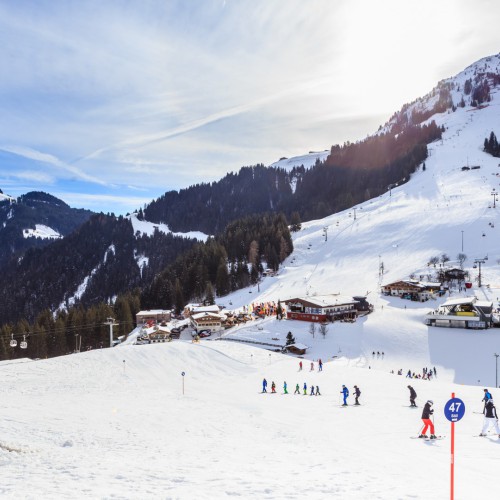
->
480, 399, 500, 437
408, 385, 417, 407
420, 400, 436, 439
353, 385, 361, 405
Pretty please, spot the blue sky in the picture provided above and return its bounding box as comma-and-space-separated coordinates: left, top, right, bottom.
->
0, 0, 499, 214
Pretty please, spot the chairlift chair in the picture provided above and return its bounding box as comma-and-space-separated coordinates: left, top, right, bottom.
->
20, 335, 28, 349
9, 334, 17, 348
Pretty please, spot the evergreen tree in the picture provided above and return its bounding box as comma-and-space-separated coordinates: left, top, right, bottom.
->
204, 282, 215, 305
215, 259, 230, 297
174, 279, 185, 314
290, 211, 302, 232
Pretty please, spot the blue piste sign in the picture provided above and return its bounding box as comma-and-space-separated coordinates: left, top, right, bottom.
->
444, 398, 465, 422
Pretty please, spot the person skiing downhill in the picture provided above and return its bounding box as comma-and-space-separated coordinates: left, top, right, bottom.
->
341, 385, 349, 405
420, 400, 437, 439
299, 361, 303, 371
408, 385, 417, 407
480, 399, 500, 437
318, 359, 323, 371
262, 378, 267, 393
271, 381, 276, 393
303, 382, 307, 395
283, 381, 288, 394
353, 385, 361, 405
315, 385, 321, 396
294, 383, 300, 395
310, 362, 314, 371
310, 385, 315, 396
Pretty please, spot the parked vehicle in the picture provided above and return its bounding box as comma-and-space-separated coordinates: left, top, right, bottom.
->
198, 331, 211, 338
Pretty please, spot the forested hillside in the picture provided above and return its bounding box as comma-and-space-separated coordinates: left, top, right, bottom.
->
144, 121, 442, 232
0, 191, 94, 268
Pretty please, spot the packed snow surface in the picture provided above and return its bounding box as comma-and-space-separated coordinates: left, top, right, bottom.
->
0, 342, 498, 499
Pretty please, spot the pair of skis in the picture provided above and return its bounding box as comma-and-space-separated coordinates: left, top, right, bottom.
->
410, 435, 445, 440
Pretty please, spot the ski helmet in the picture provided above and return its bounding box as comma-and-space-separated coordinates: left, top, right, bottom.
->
427, 400, 433, 405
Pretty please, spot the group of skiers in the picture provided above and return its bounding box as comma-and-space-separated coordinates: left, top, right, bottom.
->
262, 378, 322, 395
298, 359, 323, 371
261, 378, 361, 404
340, 384, 361, 405
480, 389, 500, 437
407, 385, 500, 438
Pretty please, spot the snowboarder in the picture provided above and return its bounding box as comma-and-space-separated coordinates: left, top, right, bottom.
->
283, 381, 288, 394
341, 385, 349, 405
310, 385, 315, 396
294, 383, 300, 395
480, 399, 500, 437
315, 385, 321, 396
419, 400, 437, 439
271, 381, 276, 393
483, 388, 492, 409
318, 359, 323, 371
408, 385, 417, 407
310, 361, 314, 371
262, 378, 268, 393
303, 382, 307, 395
353, 385, 361, 405
299, 361, 303, 371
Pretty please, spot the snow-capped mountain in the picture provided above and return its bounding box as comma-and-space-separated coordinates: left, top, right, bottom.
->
0, 191, 94, 267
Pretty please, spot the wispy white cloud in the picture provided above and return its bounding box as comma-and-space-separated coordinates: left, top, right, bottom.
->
1, 0, 500, 214
0, 145, 108, 186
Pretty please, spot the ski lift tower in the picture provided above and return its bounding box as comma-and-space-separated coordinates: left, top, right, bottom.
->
104, 317, 119, 347
491, 188, 498, 208
473, 256, 488, 287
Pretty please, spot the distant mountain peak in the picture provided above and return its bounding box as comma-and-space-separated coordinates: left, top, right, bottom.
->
19, 191, 69, 208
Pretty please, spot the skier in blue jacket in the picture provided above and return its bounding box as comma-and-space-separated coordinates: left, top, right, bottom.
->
341, 384, 349, 405
262, 378, 268, 393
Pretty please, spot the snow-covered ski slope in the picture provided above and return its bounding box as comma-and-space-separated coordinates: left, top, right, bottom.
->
223, 53, 500, 388
3, 55, 500, 498
1, 342, 499, 499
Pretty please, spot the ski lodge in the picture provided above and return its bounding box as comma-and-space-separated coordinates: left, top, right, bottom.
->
283, 295, 358, 323
190, 312, 225, 332
135, 309, 171, 326
183, 303, 221, 317
425, 297, 493, 329
381, 280, 441, 301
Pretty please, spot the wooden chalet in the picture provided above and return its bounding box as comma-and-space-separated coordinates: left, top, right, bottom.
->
284, 295, 358, 323
381, 280, 440, 301
190, 312, 224, 332
136, 309, 171, 326
286, 343, 309, 355
184, 303, 220, 318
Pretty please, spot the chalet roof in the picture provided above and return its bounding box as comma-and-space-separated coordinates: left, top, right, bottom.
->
191, 304, 220, 314
136, 309, 171, 316
284, 294, 356, 308
191, 312, 224, 320
288, 343, 309, 350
